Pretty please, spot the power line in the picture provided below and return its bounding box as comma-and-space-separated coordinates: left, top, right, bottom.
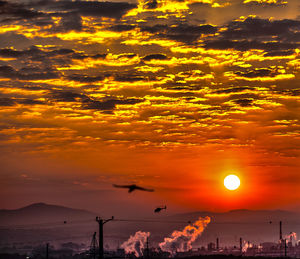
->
113, 218, 300, 225
113, 218, 191, 223
0, 219, 95, 229
1, 218, 300, 229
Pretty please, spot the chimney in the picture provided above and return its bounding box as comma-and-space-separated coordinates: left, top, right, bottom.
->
240, 238, 242, 253
280, 221, 282, 241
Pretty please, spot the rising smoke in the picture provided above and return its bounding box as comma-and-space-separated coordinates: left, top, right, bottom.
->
242, 241, 253, 253
159, 216, 211, 255
285, 232, 297, 243
121, 231, 150, 257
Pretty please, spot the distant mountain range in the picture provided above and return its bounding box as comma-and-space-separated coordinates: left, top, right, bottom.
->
0, 203, 299, 248
0, 203, 96, 226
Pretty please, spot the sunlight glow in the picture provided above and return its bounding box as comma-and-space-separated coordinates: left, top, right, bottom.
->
224, 175, 240, 190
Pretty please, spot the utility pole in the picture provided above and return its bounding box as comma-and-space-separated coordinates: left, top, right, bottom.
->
96, 216, 114, 259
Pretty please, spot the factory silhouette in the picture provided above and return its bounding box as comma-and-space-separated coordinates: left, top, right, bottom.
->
86, 218, 300, 259
1, 188, 299, 259
1, 208, 300, 259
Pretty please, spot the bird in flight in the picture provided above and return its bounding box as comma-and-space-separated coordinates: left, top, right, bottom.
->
154, 206, 167, 213
113, 184, 154, 193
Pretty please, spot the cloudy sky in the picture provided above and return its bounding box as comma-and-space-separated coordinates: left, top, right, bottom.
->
0, 0, 300, 216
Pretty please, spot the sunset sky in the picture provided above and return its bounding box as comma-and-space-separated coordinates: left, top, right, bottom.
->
1, 0, 300, 216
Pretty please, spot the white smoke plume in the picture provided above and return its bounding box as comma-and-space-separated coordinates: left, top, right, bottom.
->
159, 216, 211, 255
121, 231, 150, 257
242, 241, 253, 252
285, 232, 297, 241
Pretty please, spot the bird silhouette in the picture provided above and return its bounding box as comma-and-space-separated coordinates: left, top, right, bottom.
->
113, 184, 154, 193
154, 206, 167, 213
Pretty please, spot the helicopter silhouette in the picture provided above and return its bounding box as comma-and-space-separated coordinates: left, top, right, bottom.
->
113, 184, 154, 193
154, 206, 167, 213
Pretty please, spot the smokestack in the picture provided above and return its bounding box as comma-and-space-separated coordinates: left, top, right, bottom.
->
146, 237, 149, 259
280, 221, 282, 241
284, 239, 287, 257
240, 238, 242, 253
46, 243, 49, 259
216, 238, 219, 250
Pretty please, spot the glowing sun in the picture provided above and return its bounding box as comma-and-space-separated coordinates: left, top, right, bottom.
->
224, 174, 240, 190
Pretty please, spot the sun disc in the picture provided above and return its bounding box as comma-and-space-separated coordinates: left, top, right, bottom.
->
224, 174, 240, 190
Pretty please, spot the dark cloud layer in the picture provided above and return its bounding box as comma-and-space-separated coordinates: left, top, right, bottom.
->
29, 0, 137, 19
264, 50, 294, 57
235, 68, 275, 78
233, 98, 254, 107
143, 54, 168, 61
58, 12, 83, 32
67, 72, 146, 83
82, 98, 143, 111
243, 0, 287, 6
215, 86, 255, 94
67, 74, 106, 83
0, 65, 59, 80
0, 46, 74, 58
0, 0, 137, 31
108, 24, 136, 32
0, 0, 42, 22
50, 90, 144, 112
204, 16, 300, 51
223, 17, 300, 39
204, 39, 298, 51
141, 24, 217, 43
0, 97, 44, 106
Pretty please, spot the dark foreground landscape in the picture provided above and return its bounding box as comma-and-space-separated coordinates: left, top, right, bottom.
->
1, 203, 299, 259
0, 254, 296, 259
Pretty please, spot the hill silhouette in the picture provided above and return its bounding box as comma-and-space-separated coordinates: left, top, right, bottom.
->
0, 203, 96, 226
